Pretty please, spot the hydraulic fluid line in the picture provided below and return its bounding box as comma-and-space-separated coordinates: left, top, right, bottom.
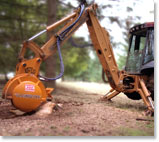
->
39, 37, 64, 81
58, 4, 85, 40
39, 4, 85, 81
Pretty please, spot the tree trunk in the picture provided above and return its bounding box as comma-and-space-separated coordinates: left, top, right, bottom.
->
45, 0, 57, 88
4, 72, 8, 81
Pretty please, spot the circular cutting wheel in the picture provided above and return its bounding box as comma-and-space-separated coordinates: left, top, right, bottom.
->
3, 73, 47, 112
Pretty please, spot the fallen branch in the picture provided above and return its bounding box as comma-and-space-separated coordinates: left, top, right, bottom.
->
136, 118, 154, 122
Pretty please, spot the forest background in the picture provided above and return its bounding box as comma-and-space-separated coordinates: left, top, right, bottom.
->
0, 0, 154, 87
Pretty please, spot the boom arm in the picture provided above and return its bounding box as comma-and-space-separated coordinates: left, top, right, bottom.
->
41, 6, 88, 59
86, 8, 119, 89
20, 3, 120, 88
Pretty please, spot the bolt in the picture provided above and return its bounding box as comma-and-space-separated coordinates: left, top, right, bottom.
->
108, 55, 112, 59
23, 63, 26, 67
112, 69, 115, 72
37, 58, 41, 63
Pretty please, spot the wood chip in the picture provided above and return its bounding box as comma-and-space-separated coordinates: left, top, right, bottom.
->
9, 109, 25, 116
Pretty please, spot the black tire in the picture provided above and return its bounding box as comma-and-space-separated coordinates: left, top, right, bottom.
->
124, 72, 154, 100
125, 92, 141, 100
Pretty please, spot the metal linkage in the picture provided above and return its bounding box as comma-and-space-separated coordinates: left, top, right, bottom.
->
28, 29, 47, 41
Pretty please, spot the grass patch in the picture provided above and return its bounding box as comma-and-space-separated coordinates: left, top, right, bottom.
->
65, 112, 74, 116
146, 122, 154, 129
50, 125, 57, 130
117, 127, 153, 136
63, 126, 70, 132
114, 102, 146, 112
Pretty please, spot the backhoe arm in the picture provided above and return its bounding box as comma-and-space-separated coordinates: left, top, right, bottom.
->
26, 3, 120, 88
41, 6, 88, 60
86, 8, 119, 89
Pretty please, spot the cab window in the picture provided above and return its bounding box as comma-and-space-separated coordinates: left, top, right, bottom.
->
143, 29, 154, 64
125, 31, 146, 73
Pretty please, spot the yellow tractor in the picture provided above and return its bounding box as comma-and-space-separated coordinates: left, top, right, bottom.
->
2, 3, 154, 114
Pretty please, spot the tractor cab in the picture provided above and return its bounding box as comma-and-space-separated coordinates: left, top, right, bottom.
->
125, 22, 154, 74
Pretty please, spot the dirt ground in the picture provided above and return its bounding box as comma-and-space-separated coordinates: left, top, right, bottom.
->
0, 81, 154, 136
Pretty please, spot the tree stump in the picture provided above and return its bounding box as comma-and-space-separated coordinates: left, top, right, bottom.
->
35, 102, 56, 117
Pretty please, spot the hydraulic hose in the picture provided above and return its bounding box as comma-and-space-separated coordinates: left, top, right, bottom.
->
39, 4, 85, 81
39, 37, 64, 81
59, 4, 85, 40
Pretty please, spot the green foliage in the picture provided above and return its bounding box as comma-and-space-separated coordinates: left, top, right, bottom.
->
117, 44, 128, 70
56, 37, 90, 80
0, 44, 17, 74
0, 0, 47, 75
84, 51, 103, 82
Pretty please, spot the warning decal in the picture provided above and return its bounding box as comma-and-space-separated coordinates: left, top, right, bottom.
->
25, 84, 35, 92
